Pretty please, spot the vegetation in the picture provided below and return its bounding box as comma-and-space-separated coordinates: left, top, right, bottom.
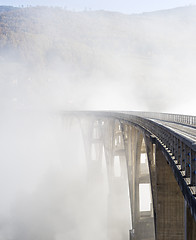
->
0, 6, 196, 110
0, 6, 195, 68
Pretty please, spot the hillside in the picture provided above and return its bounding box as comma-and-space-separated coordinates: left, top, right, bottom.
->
0, 6, 196, 112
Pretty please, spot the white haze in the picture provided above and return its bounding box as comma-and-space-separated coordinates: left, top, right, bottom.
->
1, 6, 196, 114
0, 5, 196, 240
0, 113, 109, 239
0, 111, 130, 240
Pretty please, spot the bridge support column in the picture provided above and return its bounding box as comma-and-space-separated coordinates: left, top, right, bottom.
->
145, 135, 157, 226
104, 120, 131, 240
80, 117, 104, 187
185, 201, 196, 240
122, 124, 155, 240
122, 125, 141, 239
155, 144, 184, 240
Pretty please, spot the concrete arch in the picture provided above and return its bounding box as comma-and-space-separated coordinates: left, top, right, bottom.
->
70, 112, 196, 240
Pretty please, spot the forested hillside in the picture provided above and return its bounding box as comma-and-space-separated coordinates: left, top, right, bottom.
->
0, 6, 196, 111
1, 6, 196, 67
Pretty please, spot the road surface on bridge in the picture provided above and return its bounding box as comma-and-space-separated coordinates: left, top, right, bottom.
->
150, 119, 196, 143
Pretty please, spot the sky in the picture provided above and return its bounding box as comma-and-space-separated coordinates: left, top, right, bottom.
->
0, 0, 196, 14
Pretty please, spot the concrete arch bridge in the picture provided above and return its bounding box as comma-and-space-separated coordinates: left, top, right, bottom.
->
61, 111, 196, 240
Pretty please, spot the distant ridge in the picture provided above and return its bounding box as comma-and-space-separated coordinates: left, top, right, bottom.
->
141, 5, 196, 16
0, 6, 17, 13
0, 5, 196, 111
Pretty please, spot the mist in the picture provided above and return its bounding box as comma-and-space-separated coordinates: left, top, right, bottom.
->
0, 5, 196, 240
0, 113, 114, 240
1, 6, 196, 114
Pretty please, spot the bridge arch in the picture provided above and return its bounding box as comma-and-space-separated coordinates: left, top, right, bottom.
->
63, 111, 196, 240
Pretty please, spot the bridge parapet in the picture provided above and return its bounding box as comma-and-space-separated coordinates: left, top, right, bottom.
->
123, 111, 196, 127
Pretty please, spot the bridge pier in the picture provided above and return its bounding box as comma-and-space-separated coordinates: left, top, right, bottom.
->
104, 120, 131, 240
154, 144, 184, 240
146, 137, 196, 240
122, 124, 155, 240
80, 117, 104, 183
185, 201, 196, 240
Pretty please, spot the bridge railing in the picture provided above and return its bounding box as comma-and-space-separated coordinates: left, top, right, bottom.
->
122, 111, 196, 126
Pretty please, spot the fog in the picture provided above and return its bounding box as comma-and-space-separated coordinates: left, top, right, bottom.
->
0, 5, 196, 240
1, 6, 196, 114
0, 113, 113, 239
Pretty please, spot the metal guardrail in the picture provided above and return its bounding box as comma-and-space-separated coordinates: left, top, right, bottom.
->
122, 111, 196, 126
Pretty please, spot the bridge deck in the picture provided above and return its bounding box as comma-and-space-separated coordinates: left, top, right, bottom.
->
151, 119, 196, 142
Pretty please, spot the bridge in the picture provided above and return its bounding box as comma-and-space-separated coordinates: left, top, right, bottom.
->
61, 111, 196, 240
